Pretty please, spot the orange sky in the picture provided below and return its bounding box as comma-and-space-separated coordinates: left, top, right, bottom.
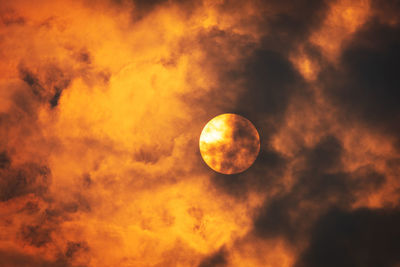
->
1, 0, 400, 266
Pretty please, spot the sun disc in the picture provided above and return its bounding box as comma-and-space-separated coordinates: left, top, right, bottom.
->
199, 113, 260, 174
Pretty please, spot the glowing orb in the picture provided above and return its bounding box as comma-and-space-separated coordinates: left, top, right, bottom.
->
199, 113, 260, 174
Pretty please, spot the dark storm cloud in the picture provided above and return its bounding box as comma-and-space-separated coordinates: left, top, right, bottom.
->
0, 241, 89, 267
130, 0, 171, 11
295, 207, 400, 267
253, 136, 385, 242
112, 0, 167, 10
0, 163, 50, 202
260, 0, 328, 51
197, 0, 329, 117
321, 7, 400, 143
0, 68, 55, 201
49, 88, 63, 108
198, 248, 227, 267
19, 67, 44, 98
180, 0, 328, 120
0, 249, 67, 267
17, 45, 101, 110
111, 0, 197, 21
19, 65, 71, 108
0, 151, 11, 169
20, 223, 53, 247
65, 241, 89, 259
230, 1, 330, 127
209, 149, 286, 198
179, 27, 258, 120
0, 70, 92, 262
232, 49, 302, 121
16, 199, 91, 261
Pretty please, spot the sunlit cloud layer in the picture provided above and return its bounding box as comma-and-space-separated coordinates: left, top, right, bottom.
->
1, 0, 399, 266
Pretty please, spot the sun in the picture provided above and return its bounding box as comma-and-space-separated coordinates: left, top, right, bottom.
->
199, 113, 260, 174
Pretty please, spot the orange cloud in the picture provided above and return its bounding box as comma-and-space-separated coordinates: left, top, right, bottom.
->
1, 0, 400, 266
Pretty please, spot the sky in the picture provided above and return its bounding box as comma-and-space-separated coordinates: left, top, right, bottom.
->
0, 0, 400, 266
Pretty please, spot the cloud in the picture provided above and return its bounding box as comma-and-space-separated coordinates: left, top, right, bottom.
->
198, 247, 227, 267
295, 207, 400, 267
0, 249, 63, 267
0, 162, 50, 202
253, 136, 385, 242
1, 0, 400, 266
321, 16, 400, 142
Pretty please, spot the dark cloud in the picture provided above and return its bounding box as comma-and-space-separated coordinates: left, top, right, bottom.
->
295, 207, 400, 267
130, 0, 170, 11
18, 204, 91, 262
76, 49, 92, 64
18, 208, 62, 247
179, 28, 258, 120
209, 149, 286, 198
65, 241, 90, 260
0, 151, 11, 169
81, 173, 93, 188
0, 163, 50, 202
0, 249, 67, 267
0, 9, 26, 26
198, 248, 227, 267
49, 88, 63, 108
19, 65, 71, 108
322, 15, 400, 142
133, 143, 174, 164
20, 224, 53, 247
234, 50, 300, 118
17, 46, 101, 110
21, 200, 41, 214
0, 241, 89, 267
19, 67, 45, 99
181, 0, 328, 125
260, 0, 329, 51
111, 0, 197, 21
253, 136, 385, 242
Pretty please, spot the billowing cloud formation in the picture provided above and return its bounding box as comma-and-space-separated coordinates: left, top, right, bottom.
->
0, 0, 399, 266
